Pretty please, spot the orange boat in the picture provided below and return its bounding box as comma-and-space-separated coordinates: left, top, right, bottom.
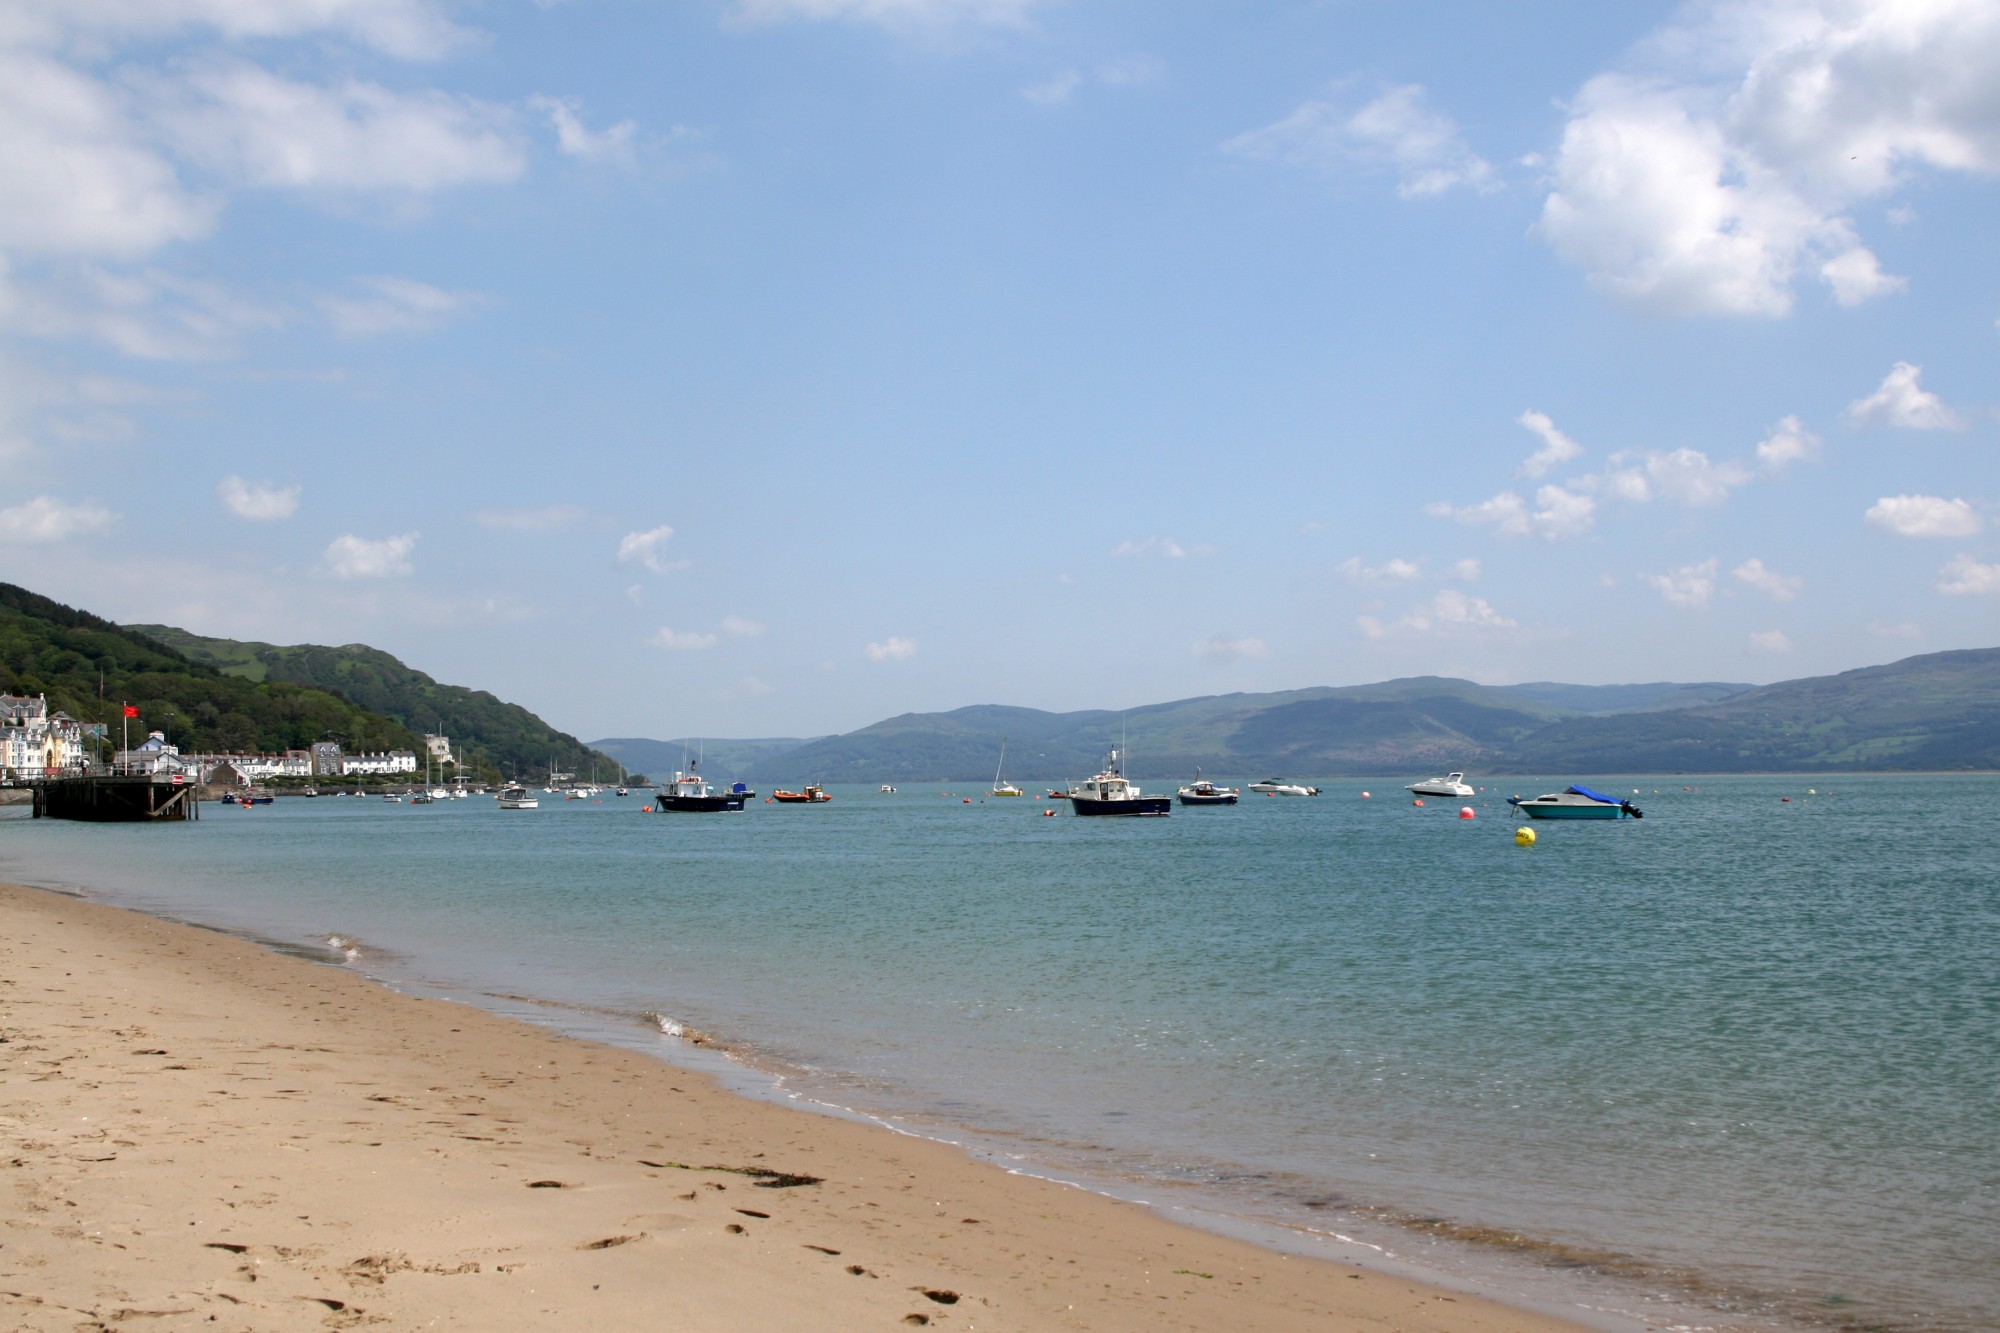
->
771, 784, 831, 803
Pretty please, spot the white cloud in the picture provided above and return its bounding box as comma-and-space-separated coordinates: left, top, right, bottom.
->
1846, 362, 1963, 429
323, 531, 417, 578
1192, 635, 1269, 663
1866, 619, 1922, 638
1640, 558, 1720, 610
1865, 495, 1983, 538
1225, 84, 1496, 198
320, 275, 484, 336
713, 674, 775, 700
1337, 556, 1421, 586
1516, 409, 1583, 478
865, 636, 917, 662
530, 94, 637, 166
1936, 554, 2000, 596
217, 474, 299, 521
25, 0, 476, 62
722, 616, 767, 637
1427, 484, 1595, 540
1111, 536, 1216, 558
1755, 415, 1821, 472
618, 524, 691, 574
1537, 1, 2000, 316
0, 494, 116, 541
5, 263, 285, 360
1594, 447, 1753, 508
1750, 629, 1793, 653
473, 504, 586, 531
1733, 557, 1803, 601
724, 0, 1046, 32
1358, 589, 1519, 639
652, 626, 719, 651
1021, 70, 1082, 106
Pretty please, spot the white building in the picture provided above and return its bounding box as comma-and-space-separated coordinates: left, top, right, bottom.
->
114, 730, 198, 777
0, 694, 90, 779
343, 750, 418, 776
424, 733, 453, 765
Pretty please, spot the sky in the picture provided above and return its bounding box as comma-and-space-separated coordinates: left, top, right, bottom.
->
1, 0, 1996, 743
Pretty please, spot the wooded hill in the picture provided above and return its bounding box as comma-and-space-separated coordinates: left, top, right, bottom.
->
1, 583, 420, 760
130, 624, 620, 783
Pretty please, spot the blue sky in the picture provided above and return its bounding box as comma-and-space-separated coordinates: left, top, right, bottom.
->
2, 0, 1995, 741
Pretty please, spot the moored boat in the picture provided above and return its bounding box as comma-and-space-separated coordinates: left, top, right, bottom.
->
772, 784, 832, 803
497, 784, 539, 810
655, 763, 748, 813
1068, 749, 1170, 817
1406, 771, 1475, 799
1507, 785, 1643, 820
990, 741, 1023, 796
1247, 779, 1319, 797
1176, 770, 1239, 806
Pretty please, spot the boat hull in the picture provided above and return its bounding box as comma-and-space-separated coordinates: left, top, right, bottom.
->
1177, 792, 1238, 806
656, 794, 746, 813
1516, 802, 1633, 820
1071, 795, 1171, 817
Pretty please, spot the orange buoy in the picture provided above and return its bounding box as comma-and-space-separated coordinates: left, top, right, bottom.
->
1360, 791, 1371, 799
1042, 808, 1055, 816
1412, 798, 1424, 807
963, 797, 971, 804
1458, 806, 1475, 819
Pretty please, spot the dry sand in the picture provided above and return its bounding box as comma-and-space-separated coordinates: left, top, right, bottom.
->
2, 880, 1598, 1332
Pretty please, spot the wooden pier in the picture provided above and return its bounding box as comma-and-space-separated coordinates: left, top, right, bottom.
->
32, 775, 200, 822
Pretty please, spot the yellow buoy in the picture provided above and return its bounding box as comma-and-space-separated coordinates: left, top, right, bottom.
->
1514, 826, 1536, 846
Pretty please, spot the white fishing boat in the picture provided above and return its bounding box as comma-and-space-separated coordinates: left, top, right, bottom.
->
1068, 748, 1170, 817
1406, 772, 1475, 799
497, 784, 538, 810
1247, 779, 1320, 796
879, 784, 897, 794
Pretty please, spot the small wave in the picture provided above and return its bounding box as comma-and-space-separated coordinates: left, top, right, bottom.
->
639, 1011, 720, 1046
324, 934, 362, 962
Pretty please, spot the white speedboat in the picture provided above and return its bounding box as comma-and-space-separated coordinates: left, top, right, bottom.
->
1248, 779, 1320, 796
879, 784, 897, 794
497, 784, 538, 809
1406, 772, 1475, 799
1507, 786, 1643, 820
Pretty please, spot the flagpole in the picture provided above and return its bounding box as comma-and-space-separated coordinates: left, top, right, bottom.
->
121, 704, 128, 774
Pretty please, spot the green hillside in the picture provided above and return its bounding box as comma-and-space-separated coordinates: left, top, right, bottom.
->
623, 651, 1996, 783
0, 583, 419, 761
1499, 648, 2000, 772
131, 624, 619, 783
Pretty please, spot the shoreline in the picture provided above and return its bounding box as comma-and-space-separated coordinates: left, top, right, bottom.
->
2, 878, 1615, 1332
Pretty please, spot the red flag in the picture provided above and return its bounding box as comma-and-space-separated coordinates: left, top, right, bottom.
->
123, 705, 139, 718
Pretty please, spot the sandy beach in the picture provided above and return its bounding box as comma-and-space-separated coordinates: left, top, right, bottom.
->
0, 879, 1601, 1332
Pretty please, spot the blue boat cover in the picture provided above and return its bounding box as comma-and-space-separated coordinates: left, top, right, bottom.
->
1565, 785, 1622, 804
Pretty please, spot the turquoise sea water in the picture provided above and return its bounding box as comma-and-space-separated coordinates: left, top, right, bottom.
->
3, 776, 1995, 1333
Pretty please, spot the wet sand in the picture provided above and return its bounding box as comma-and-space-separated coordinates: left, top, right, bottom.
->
1, 879, 1597, 1331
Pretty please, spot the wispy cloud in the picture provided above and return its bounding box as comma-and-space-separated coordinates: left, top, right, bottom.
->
1749, 629, 1793, 654
1226, 84, 1496, 198
1426, 486, 1595, 541
320, 275, 486, 336
1337, 556, 1421, 586
1755, 415, 1821, 472
530, 94, 638, 166
1937, 554, 2000, 596
323, 532, 417, 578
217, 475, 300, 521
1733, 558, 1803, 601
474, 504, 588, 531
723, 616, 767, 637
1640, 558, 1720, 610
0, 495, 116, 542
1516, 410, 1583, 478
1111, 536, 1217, 559
864, 636, 916, 662
1359, 589, 1518, 639
652, 626, 719, 651
618, 524, 690, 574
1191, 635, 1268, 663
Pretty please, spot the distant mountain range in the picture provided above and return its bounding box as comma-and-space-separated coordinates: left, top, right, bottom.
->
593, 650, 2000, 782
129, 624, 619, 782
